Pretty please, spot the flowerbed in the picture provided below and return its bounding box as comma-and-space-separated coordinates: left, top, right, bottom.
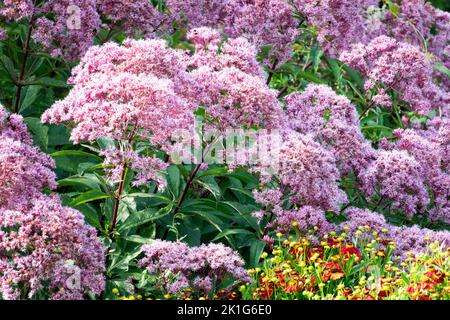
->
0, 0, 449, 301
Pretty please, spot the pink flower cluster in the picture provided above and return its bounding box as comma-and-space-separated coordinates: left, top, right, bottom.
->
101, 148, 168, 189
43, 28, 282, 187
0, 104, 105, 300
293, 0, 377, 57
33, 0, 100, 62
167, 0, 299, 65
374, 0, 450, 66
41, 38, 195, 187
380, 123, 449, 223
254, 78, 449, 246
282, 83, 448, 221
97, 0, 167, 36
0, 0, 100, 61
341, 208, 450, 259
278, 133, 347, 212
225, 0, 300, 65
285, 84, 375, 175
0, 195, 105, 300
139, 240, 250, 294
0, 105, 56, 210
340, 36, 448, 114
360, 150, 430, 216
0, 0, 35, 20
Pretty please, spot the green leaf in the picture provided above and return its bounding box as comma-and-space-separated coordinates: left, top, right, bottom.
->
433, 63, 450, 79
24, 117, 48, 151
57, 175, 101, 190
69, 190, 110, 206
96, 137, 116, 150
118, 206, 172, 232
21, 77, 71, 88
126, 192, 172, 204
48, 125, 70, 146
108, 248, 143, 273
0, 54, 17, 82
166, 165, 181, 198
51, 150, 103, 162
222, 201, 261, 234
76, 203, 102, 229
213, 229, 253, 241
19, 85, 40, 114
249, 239, 266, 267
182, 210, 236, 249
123, 234, 155, 244
197, 176, 222, 200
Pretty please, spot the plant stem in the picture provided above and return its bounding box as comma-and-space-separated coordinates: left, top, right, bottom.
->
105, 161, 128, 264
266, 59, 279, 85
358, 100, 375, 121
261, 210, 274, 238
162, 163, 202, 240
14, 24, 33, 113
175, 164, 202, 214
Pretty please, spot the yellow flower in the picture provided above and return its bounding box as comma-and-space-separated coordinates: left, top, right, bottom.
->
276, 232, 283, 238
292, 221, 299, 227
112, 288, 119, 295
163, 294, 171, 299
261, 252, 268, 259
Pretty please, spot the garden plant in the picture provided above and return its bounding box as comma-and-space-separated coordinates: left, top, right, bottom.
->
0, 0, 449, 301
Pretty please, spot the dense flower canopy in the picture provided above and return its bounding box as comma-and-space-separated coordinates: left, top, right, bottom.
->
0, 105, 105, 300
0, 0, 449, 301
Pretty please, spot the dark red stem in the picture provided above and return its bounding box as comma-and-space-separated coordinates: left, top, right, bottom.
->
162, 163, 202, 240
14, 24, 33, 113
